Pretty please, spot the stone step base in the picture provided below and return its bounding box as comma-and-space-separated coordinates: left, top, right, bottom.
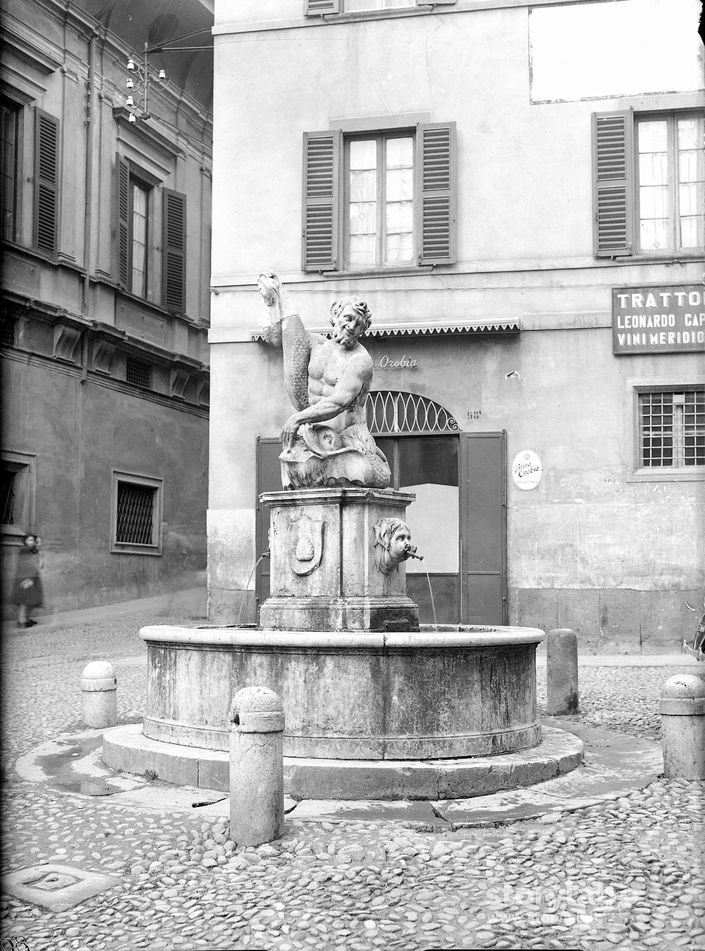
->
103, 723, 583, 801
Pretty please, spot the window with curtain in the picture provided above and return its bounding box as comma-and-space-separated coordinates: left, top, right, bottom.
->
637, 115, 704, 253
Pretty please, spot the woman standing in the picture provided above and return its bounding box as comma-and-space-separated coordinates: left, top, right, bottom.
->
12, 533, 44, 628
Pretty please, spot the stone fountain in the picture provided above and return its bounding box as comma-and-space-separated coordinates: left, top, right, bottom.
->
104, 275, 581, 799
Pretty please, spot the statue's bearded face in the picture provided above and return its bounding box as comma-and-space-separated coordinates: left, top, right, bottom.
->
332, 306, 366, 349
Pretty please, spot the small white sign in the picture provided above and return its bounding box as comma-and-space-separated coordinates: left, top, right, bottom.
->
512, 450, 543, 491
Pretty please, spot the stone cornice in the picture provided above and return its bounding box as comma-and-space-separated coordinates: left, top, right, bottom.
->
112, 108, 185, 161
1, 289, 209, 374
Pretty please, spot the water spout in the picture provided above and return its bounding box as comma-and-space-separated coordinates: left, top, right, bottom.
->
422, 565, 439, 629
236, 550, 270, 628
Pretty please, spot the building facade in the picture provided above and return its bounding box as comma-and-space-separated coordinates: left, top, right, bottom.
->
1, 0, 213, 613
209, 0, 704, 652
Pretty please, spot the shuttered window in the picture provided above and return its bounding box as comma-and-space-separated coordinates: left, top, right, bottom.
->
593, 110, 705, 258
116, 156, 130, 287
592, 111, 633, 257
116, 157, 152, 298
163, 189, 186, 312
416, 123, 456, 265
302, 131, 341, 271
33, 109, 59, 253
1, 101, 20, 242
302, 122, 456, 272
304, 0, 454, 12
305, 0, 340, 11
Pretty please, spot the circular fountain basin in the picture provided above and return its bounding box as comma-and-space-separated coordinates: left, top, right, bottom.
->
139, 625, 545, 760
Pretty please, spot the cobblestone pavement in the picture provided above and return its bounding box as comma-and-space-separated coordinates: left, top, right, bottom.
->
1, 601, 704, 951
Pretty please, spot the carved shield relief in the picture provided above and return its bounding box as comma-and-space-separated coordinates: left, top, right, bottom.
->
288, 513, 325, 576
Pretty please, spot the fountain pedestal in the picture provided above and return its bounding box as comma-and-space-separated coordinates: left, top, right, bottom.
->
259, 487, 419, 633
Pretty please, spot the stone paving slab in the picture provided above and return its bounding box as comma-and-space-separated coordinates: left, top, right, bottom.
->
2, 598, 704, 951
14, 716, 663, 830
3, 864, 121, 912
102, 721, 584, 800
284, 799, 448, 826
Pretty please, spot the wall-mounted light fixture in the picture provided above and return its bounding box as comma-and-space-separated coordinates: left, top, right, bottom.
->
124, 29, 212, 123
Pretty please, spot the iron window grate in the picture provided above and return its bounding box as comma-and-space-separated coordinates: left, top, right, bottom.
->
0, 318, 16, 346
639, 390, 705, 467
116, 482, 155, 545
126, 358, 153, 389
0, 470, 15, 524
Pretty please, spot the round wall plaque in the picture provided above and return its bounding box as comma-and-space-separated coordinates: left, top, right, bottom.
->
512, 450, 543, 490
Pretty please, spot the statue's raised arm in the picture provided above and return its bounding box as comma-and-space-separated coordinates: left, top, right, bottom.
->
257, 272, 391, 490
258, 271, 313, 412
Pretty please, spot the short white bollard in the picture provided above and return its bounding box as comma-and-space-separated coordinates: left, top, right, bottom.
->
546, 628, 579, 715
660, 674, 705, 780
229, 686, 285, 847
81, 661, 117, 728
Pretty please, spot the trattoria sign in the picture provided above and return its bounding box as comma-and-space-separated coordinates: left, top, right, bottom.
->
612, 284, 705, 355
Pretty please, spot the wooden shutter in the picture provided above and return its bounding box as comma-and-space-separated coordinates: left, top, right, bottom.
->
33, 109, 59, 252
592, 111, 633, 257
416, 122, 456, 265
163, 189, 186, 312
302, 130, 341, 272
116, 155, 130, 287
305, 0, 340, 13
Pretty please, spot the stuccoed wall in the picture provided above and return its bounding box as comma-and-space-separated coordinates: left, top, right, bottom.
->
208, 0, 704, 647
2, 357, 207, 614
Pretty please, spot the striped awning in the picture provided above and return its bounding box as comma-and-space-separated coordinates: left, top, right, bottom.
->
252, 317, 521, 342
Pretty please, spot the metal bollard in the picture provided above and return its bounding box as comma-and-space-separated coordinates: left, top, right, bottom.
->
659, 674, 705, 780
229, 686, 285, 847
81, 661, 117, 728
546, 628, 579, 715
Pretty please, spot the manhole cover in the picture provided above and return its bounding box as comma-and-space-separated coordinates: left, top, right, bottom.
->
3, 864, 121, 911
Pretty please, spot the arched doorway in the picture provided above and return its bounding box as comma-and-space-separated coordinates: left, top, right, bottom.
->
367, 391, 461, 623
255, 391, 506, 624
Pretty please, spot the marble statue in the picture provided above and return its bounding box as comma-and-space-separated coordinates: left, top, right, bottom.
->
373, 517, 420, 575
258, 271, 391, 490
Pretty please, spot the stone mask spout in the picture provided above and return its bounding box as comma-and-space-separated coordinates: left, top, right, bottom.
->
373, 517, 419, 576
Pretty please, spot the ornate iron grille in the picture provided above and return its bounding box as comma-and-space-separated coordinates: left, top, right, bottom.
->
0, 470, 15, 524
366, 390, 459, 435
116, 482, 154, 544
126, 358, 153, 389
639, 390, 705, 467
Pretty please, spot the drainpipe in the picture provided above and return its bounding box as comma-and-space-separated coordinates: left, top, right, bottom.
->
82, 30, 98, 315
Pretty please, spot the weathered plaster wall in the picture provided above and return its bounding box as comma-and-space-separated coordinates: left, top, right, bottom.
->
2, 357, 208, 614
208, 0, 704, 647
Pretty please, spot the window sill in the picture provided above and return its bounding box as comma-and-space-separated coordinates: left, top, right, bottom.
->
627, 467, 704, 483
600, 251, 705, 265
1, 239, 87, 275
1, 525, 29, 545
319, 265, 437, 279
111, 543, 163, 556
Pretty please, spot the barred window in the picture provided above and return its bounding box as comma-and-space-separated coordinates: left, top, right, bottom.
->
126, 357, 153, 389
0, 316, 15, 347
111, 472, 162, 554
116, 483, 155, 544
1, 452, 34, 533
639, 390, 705, 468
